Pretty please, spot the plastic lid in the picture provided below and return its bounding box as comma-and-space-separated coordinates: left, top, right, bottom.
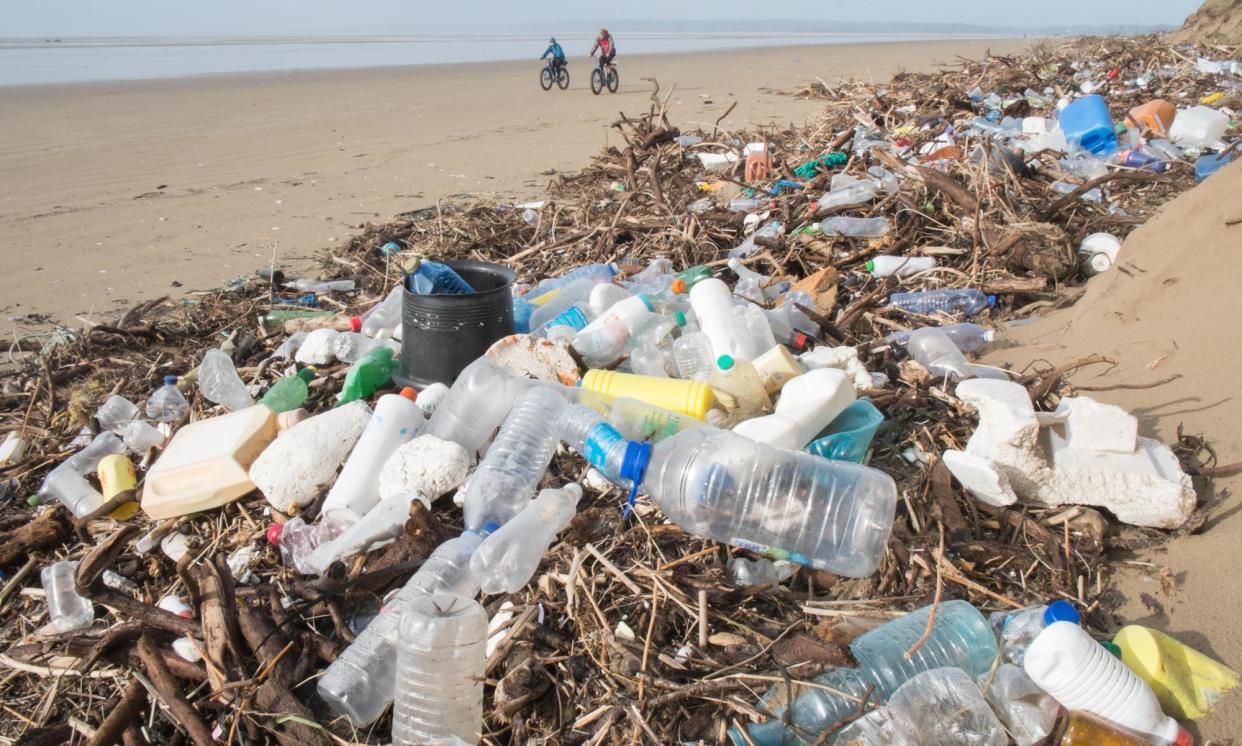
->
793, 332, 810, 350
674, 311, 687, 327
265, 523, 283, 546
865, 260, 876, 272
163, 375, 178, 386
297, 368, 316, 382
1043, 600, 1080, 626
716, 354, 735, 371
1101, 640, 1123, 659
671, 279, 687, 294
636, 293, 655, 312
1173, 726, 1194, 746
605, 262, 620, 277
399, 387, 418, 401
479, 521, 501, 536
620, 441, 653, 486
349, 316, 362, 333
26, 495, 39, 508
986, 294, 997, 307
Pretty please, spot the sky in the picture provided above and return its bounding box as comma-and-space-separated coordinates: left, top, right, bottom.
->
0, 0, 1204, 37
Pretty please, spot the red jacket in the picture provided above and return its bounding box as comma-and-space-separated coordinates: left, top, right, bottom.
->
592, 35, 614, 57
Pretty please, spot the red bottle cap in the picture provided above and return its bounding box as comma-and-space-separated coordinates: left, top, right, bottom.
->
349, 316, 362, 333
265, 523, 283, 546
793, 332, 810, 351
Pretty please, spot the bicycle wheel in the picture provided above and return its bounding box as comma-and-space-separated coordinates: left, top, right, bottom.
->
540, 67, 554, 91
590, 68, 603, 95
557, 66, 570, 90
607, 67, 619, 93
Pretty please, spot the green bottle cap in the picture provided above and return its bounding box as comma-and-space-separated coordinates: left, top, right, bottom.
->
716, 354, 734, 371
1101, 641, 1123, 659
865, 260, 876, 272
674, 311, 686, 327
297, 368, 315, 382
26, 495, 40, 508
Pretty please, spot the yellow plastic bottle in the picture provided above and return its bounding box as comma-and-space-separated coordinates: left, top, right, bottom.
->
98, 454, 139, 520
1114, 624, 1239, 720
580, 369, 714, 420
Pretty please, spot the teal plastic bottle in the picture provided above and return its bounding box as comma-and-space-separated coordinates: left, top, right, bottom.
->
337, 348, 396, 405
260, 368, 315, 413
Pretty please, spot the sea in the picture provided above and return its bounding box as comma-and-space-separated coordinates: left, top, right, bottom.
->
0, 30, 1016, 87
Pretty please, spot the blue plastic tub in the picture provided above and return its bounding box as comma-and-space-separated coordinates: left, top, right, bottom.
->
805, 399, 885, 463
1058, 95, 1118, 155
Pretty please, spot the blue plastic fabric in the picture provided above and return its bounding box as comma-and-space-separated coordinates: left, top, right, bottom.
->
805, 399, 884, 463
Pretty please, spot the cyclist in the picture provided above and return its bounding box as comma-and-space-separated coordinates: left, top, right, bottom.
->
589, 28, 616, 71
541, 36, 566, 73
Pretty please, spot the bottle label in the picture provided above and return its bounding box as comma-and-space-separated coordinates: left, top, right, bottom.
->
583, 422, 625, 472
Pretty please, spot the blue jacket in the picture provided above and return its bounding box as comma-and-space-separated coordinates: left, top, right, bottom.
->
542, 42, 565, 61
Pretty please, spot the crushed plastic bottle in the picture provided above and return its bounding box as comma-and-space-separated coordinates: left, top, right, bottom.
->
815, 179, 881, 212
980, 663, 1060, 746
728, 557, 795, 588
94, 395, 165, 452
361, 285, 405, 338
866, 256, 937, 278
819, 216, 891, 238
905, 327, 977, 380
259, 369, 315, 413
40, 560, 94, 633
884, 667, 1007, 745
470, 483, 581, 594
422, 357, 525, 458
286, 278, 356, 293
885, 323, 995, 353
406, 259, 475, 295
709, 355, 771, 422
146, 375, 190, 425
731, 304, 778, 362
889, 288, 995, 316
672, 331, 715, 381
198, 349, 254, 412
337, 347, 396, 406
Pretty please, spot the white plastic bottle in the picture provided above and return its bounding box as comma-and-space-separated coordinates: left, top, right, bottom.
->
422, 357, 526, 458
146, 375, 190, 424
672, 332, 715, 381
589, 283, 633, 316
732, 368, 854, 450
1023, 621, 1182, 744
578, 293, 653, 336
392, 594, 487, 745
415, 382, 450, 419
317, 532, 483, 726
470, 484, 581, 594
321, 388, 424, 527
307, 492, 421, 574
866, 256, 937, 278
360, 285, 405, 338
708, 355, 771, 423
38, 432, 125, 517
40, 560, 94, 633
689, 278, 739, 359
461, 384, 569, 531
198, 349, 254, 412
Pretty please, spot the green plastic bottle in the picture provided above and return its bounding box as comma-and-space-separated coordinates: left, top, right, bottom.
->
337, 348, 396, 405
260, 368, 315, 413
676, 265, 714, 290
261, 309, 333, 326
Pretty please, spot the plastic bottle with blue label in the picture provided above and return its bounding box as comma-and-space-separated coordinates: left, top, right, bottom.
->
406, 259, 475, 295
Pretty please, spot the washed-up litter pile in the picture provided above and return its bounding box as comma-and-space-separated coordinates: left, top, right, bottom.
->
0, 34, 1239, 746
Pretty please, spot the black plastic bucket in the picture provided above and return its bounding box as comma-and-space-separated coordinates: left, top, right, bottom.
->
395, 261, 516, 388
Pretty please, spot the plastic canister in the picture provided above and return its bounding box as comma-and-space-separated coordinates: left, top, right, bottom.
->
688, 278, 738, 360
732, 368, 855, 450
1058, 95, 1118, 155
1168, 105, 1229, 148
1078, 232, 1122, 276
1113, 624, 1238, 720
321, 388, 424, 525
1126, 100, 1176, 136
578, 294, 652, 336
581, 369, 714, 420
751, 345, 803, 395
1023, 621, 1181, 744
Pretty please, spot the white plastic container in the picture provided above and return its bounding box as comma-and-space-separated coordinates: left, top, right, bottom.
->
470, 484, 581, 594
1168, 105, 1229, 148
321, 388, 424, 526
866, 256, 937, 278
578, 293, 653, 336
1023, 621, 1181, 743
689, 278, 739, 360
732, 368, 854, 449
751, 345, 804, 395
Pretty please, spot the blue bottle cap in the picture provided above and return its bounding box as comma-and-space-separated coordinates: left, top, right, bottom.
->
986, 294, 997, 307
620, 441, 653, 486
1043, 600, 1080, 626
479, 521, 500, 536
163, 375, 178, 386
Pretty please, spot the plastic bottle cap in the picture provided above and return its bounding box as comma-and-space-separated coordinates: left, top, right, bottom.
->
163, 375, 178, 386
671, 279, 687, 294
26, 495, 40, 508
620, 441, 653, 490
399, 387, 418, 401
605, 262, 620, 277
865, 260, 876, 272
1173, 727, 1194, 746
349, 316, 362, 332
297, 368, 316, 382
986, 295, 998, 307
674, 311, 687, 327
793, 332, 810, 350
716, 354, 735, 371
1043, 600, 1080, 626
265, 523, 283, 546
1101, 640, 1123, 659
479, 521, 501, 536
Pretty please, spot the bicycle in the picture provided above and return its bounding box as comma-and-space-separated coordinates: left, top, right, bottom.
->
540, 59, 570, 91
590, 58, 619, 95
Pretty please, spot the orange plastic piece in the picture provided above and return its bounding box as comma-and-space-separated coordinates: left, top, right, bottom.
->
745, 152, 771, 181
1126, 100, 1176, 136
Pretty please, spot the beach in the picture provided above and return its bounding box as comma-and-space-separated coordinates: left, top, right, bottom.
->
0, 37, 1032, 330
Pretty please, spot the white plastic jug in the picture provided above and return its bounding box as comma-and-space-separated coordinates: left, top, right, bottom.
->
689, 278, 738, 360
321, 388, 424, 526
1168, 105, 1229, 149
732, 368, 855, 450
1023, 621, 1181, 744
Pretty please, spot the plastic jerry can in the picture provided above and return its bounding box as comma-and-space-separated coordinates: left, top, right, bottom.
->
751, 345, 804, 395
1114, 624, 1238, 720
141, 405, 279, 519
1058, 95, 1117, 155
1126, 100, 1176, 136
580, 369, 714, 420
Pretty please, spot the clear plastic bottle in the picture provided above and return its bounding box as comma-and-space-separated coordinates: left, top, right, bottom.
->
727, 557, 795, 588
709, 355, 771, 422
815, 179, 880, 212
95, 395, 139, 434
629, 341, 671, 378
461, 384, 569, 531
392, 594, 488, 745
539, 303, 593, 337
559, 405, 637, 485
672, 331, 715, 381
728, 196, 771, 212
273, 330, 307, 360
638, 427, 896, 575
728, 221, 784, 259
286, 278, 355, 293
259, 369, 315, 413
40, 560, 94, 633
360, 285, 405, 338
588, 283, 633, 317
334, 331, 398, 363
38, 432, 125, 517
470, 484, 581, 594
885, 323, 995, 353
990, 600, 1080, 665
819, 216, 891, 237
406, 260, 474, 295
529, 279, 600, 332
730, 304, 778, 362
728, 258, 788, 302
765, 291, 818, 347
317, 532, 484, 726
198, 349, 254, 412
530, 262, 619, 298
884, 667, 1007, 745
905, 327, 976, 380
422, 357, 525, 458
980, 663, 1060, 746
889, 288, 996, 316
146, 375, 190, 424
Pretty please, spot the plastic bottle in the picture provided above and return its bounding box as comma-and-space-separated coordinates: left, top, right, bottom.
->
461, 384, 568, 530
731, 304, 778, 362
581, 369, 715, 420
587, 283, 632, 317
146, 375, 190, 424
529, 263, 619, 299
470, 484, 581, 594
991, 600, 1080, 664
1195, 151, 1234, 182
765, 291, 818, 347
40, 560, 94, 633
819, 216, 891, 237
629, 341, 671, 378
732, 368, 854, 450
728, 557, 795, 588
259, 369, 315, 413
728, 258, 788, 302
406, 260, 474, 295
306, 492, 420, 574
539, 303, 593, 337
38, 432, 125, 518
560, 405, 640, 485
322, 388, 424, 526
198, 349, 254, 412
1114, 624, 1239, 721
750, 345, 804, 395
334, 332, 397, 363
415, 382, 450, 419
728, 221, 784, 259
866, 256, 937, 278
392, 594, 487, 745
677, 265, 714, 290
889, 288, 995, 316
361, 285, 405, 338
815, 179, 880, 212
689, 278, 739, 360
632, 427, 896, 575
884, 667, 1007, 745
578, 293, 653, 336
337, 347, 395, 405
273, 331, 307, 360
1051, 710, 1166, 746
905, 327, 978, 379
885, 323, 995, 353
1023, 621, 1182, 744
529, 279, 600, 332
673, 332, 715, 381
980, 664, 1060, 746
286, 278, 356, 293
317, 532, 484, 726
422, 357, 525, 457
94, 395, 164, 452
709, 355, 771, 422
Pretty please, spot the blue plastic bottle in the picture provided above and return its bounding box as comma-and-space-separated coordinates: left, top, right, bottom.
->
1058, 94, 1118, 156
405, 260, 475, 295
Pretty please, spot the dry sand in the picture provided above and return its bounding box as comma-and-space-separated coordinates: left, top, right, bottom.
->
984, 160, 1242, 740
0, 38, 1032, 331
